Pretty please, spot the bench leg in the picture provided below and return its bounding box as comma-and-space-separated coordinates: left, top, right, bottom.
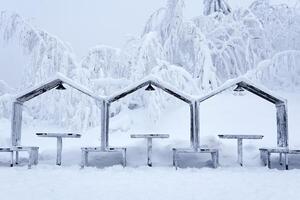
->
260, 151, 267, 166
172, 149, 176, 167
216, 151, 219, 167
34, 150, 39, 165
81, 150, 88, 168
28, 150, 35, 169
279, 153, 283, 165
211, 152, 218, 168
284, 153, 288, 170
15, 151, 19, 165
173, 150, 178, 170
10, 151, 14, 167
267, 152, 271, 169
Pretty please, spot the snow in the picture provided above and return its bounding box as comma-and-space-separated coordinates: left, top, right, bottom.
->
0, 166, 299, 200
0, 92, 300, 199
0, 0, 300, 199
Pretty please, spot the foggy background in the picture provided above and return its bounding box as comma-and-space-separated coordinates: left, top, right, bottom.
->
0, 0, 298, 87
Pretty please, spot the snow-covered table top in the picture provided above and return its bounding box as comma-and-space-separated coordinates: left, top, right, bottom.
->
130, 134, 170, 139
36, 133, 81, 138
218, 135, 264, 139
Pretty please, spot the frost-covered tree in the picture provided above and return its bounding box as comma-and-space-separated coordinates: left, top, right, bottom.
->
203, 0, 231, 16
250, 0, 300, 53
0, 11, 100, 130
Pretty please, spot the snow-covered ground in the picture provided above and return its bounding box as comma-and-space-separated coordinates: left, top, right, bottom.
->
0, 92, 299, 199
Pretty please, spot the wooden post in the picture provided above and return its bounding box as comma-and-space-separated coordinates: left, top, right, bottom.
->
101, 100, 110, 150
11, 101, 23, 146
57, 137, 62, 165
194, 101, 200, 149
189, 102, 195, 149
276, 103, 288, 147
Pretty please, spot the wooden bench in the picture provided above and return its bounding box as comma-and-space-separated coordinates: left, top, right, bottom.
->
10, 146, 39, 169
81, 147, 127, 168
259, 147, 300, 170
172, 147, 219, 169
0, 147, 13, 167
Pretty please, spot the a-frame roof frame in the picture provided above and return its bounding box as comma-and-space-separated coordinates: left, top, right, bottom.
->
108, 75, 194, 104
197, 77, 287, 104
15, 73, 104, 103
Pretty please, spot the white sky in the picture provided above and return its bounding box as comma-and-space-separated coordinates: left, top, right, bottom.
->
0, 0, 298, 87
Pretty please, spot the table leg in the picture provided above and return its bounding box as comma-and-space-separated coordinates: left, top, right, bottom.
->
237, 139, 243, 166
57, 137, 63, 165
147, 138, 152, 167
122, 149, 127, 167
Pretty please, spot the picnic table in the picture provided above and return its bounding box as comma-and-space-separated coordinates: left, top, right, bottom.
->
218, 134, 264, 166
130, 134, 169, 166
36, 133, 81, 165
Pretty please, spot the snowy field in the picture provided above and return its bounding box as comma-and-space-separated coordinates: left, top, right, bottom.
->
0, 92, 299, 200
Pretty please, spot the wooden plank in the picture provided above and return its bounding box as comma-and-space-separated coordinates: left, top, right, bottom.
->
276, 103, 288, 147
218, 134, 264, 139
36, 133, 81, 138
130, 134, 169, 138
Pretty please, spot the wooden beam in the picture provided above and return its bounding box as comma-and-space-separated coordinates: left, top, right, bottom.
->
239, 82, 283, 104
109, 81, 150, 103
276, 103, 288, 147
17, 80, 61, 103
151, 81, 192, 104
11, 101, 23, 146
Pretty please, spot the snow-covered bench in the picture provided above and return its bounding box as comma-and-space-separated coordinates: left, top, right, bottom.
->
0, 147, 13, 167
259, 147, 300, 170
172, 147, 219, 169
80, 147, 127, 168
10, 146, 39, 169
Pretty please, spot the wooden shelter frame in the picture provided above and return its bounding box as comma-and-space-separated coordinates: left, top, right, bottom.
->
11, 73, 104, 146
104, 75, 198, 150
196, 77, 288, 147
